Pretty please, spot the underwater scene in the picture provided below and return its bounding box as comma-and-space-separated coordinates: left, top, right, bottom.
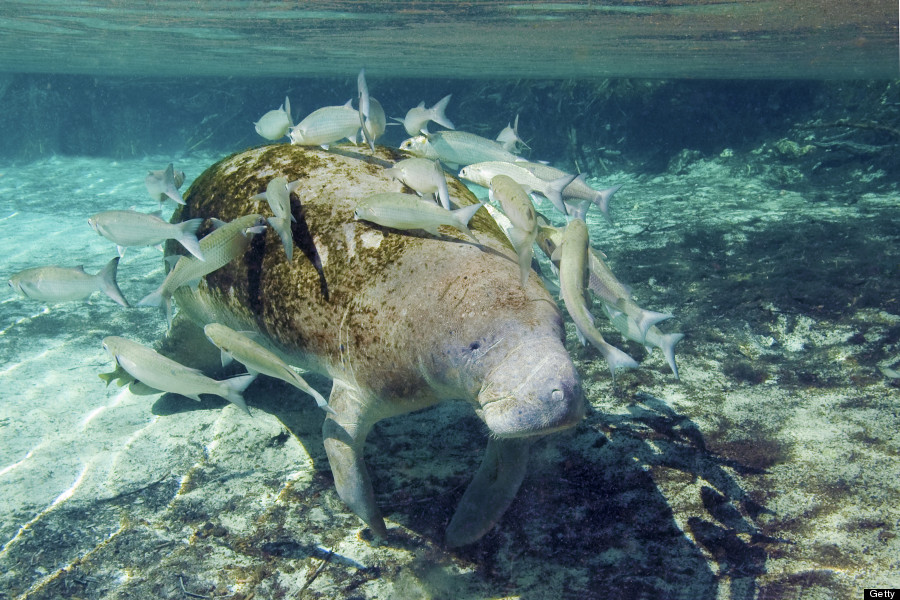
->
1, 2, 899, 599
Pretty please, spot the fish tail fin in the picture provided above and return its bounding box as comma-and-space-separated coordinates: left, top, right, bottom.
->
268, 216, 294, 262
512, 114, 529, 149
508, 227, 536, 287
222, 374, 257, 416
564, 199, 592, 222
547, 173, 577, 215
163, 163, 185, 205
137, 286, 166, 309
598, 339, 640, 382
98, 256, 130, 307
451, 202, 483, 242
177, 218, 205, 261
435, 163, 451, 210
288, 372, 335, 414
452, 202, 483, 226
429, 94, 455, 130
594, 184, 622, 221
658, 332, 685, 379
635, 308, 673, 341
284, 96, 293, 126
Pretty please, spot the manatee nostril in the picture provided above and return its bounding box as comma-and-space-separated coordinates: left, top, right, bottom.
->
551, 389, 564, 403
469, 341, 481, 351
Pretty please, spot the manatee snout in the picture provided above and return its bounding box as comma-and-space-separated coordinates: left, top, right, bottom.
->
477, 340, 584, 438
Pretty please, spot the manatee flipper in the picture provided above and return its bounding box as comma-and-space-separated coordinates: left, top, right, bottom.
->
322, 383, 387, 538
445, 437, 531, 547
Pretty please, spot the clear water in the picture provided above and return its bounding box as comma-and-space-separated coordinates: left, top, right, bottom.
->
1, 3, 899, 600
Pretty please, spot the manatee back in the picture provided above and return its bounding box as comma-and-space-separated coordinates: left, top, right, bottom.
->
170, 144, 560, 400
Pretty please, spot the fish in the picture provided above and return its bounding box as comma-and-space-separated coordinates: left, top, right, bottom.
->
400, 130, 520, 168
496, 114, 529, 153
88, 209, 205, 261
489, 175, 537, 287
102, 336, 256, 415
288, 101, 361, 149
536, 222, 671, 343
138, 214, 268, 326
556, 219, 638, 378
395, 94, 455, 136
254, 96, 293, 140
203, 323, 334, 414
587, 247, 672, 340
8, 257, 130, 307
145, 163, 186, 205
602, 306, 684, 379
251, 176, 295, 261
520, 161, 621, 220
384, 157, 451, 210
459, 161, 576, 216
356, 69, 386, 150
354, 192, 481, 242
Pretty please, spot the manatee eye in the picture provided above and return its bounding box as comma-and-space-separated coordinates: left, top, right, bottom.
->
551, 389, 564, 403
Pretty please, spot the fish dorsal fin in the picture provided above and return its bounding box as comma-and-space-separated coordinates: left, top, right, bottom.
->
343, 99, 353, 109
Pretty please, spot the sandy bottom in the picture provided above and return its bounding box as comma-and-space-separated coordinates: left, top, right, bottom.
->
0, 148, 898, 599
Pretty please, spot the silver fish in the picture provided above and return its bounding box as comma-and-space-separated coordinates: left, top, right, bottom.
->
88, 209, 205, 261
9, 257, 129, 307
203, 323, 334, 414
138, 214, 267, 325
536, 223, 671, 342
354, 192, 481, 242
357, 69, 386, 150
400, 131, 520, 168
145, 163, 185, 205
102, 335, 255, 415
252, 176, 295, 261
556, 219, 638, 379
384, 157, 451, 210
602, 306, 684, 379
489, 175, 536, 287
519, 161, 621, 220
396, 94, 455, 136
496, 114, 529, 153
254, 96, 293, 140
289, 101, 360, 149
460, 161, 576, 216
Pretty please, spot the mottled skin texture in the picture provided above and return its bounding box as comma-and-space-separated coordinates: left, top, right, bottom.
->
169, 144, 584, 546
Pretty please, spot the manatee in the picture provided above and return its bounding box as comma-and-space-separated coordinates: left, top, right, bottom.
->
167, 144, 585, 546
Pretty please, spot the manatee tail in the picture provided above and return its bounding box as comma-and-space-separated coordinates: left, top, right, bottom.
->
97, 256, 130, 307
220, 374, 257, 416
176, 218, 205, 261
